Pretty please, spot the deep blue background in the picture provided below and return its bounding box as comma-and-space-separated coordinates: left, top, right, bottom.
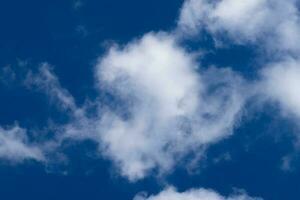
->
0, 0, 299, 199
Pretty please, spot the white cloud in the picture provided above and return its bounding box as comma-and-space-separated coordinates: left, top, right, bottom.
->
0, 125, 44, 162
96, 32, 247, 181
134, 187, 261, 200
260, 58, 300, 119
177, 0, 300, 52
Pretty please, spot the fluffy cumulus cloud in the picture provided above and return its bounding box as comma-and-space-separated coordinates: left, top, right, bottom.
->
134, 187, 261, 200
96, 32, 247, 180
0, 126, 44, 162
178, 0, 300, 52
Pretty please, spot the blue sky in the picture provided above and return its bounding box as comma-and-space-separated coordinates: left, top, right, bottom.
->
1, 0, 300, 199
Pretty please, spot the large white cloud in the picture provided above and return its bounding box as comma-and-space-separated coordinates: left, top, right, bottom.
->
134, 187, 261, 200
178, 0, 300, 53
96, 32, 247, 181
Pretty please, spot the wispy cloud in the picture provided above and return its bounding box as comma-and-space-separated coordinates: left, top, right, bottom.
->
0, 125, 44, 162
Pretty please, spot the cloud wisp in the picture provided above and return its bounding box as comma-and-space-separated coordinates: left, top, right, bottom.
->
0, 125, 44, 162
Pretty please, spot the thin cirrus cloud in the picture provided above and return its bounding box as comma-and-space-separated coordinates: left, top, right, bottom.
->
24, 63, 79, 113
